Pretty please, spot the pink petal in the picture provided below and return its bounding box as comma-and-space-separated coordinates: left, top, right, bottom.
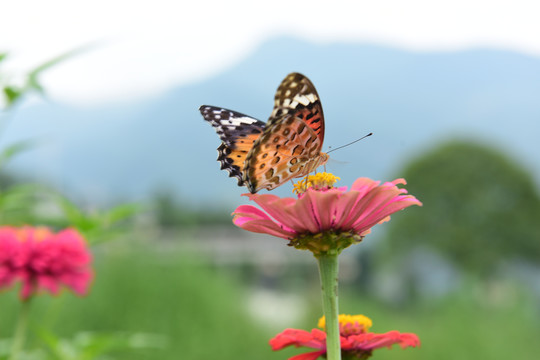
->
233, 205, 297, 239
351, 184, 400, 220
351, 195, 422, 233
232, 177, 421, 245
234, 218, 295, 239
342, 180, 418, 231
60, 270, 93, 295
346, 331, 420, 351
245, 194, 318, 233
269, 329, 326, 350
19, 276, 34, 300
390, 178, 408, 187
350, 177, 381, 195
244, 194, 297, 225
330, 190, 369, 229
38, 274, 60, 294
0, 226, 93, 299
290, 192, 326, 233
301, 189, 345, 231
233, 205, 275, 223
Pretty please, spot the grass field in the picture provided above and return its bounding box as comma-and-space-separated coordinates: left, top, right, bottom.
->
1, 238, 539, 360
339, 290, 540, 360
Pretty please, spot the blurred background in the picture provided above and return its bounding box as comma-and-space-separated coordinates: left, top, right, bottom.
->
1, 1, 539, 359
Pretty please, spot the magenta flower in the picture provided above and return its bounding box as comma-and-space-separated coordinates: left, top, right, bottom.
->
270, 314, 420, 360
0, 230, 19, 290
233, 175, 422, 255
234, 174, 421, 360
0, 226, 93, 300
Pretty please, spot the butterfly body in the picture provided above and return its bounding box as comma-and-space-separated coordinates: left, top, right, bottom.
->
200, 73, 328, 193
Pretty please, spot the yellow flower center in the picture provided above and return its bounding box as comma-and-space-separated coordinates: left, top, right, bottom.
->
15, 227, 52, 242
318, 314, 373, 336
293, 172, 340, 195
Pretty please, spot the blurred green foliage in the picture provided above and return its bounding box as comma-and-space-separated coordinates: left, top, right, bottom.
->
1, 48, 88, 108
36, 330, 166, 360
2, 243, 539, 360
0, 50, 140, 244
50, 195, 141, 245
340, 284, 540, 360
384, 140, 540, 277
1, 49, 146, 359
0, 330, 166, 360
0, 245, 275, 360
152, 190, 231, 228
0, 181, 140, 245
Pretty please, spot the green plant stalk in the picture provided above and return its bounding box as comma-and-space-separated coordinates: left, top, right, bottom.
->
317, 253, 341, 360
9, 299, 31, 360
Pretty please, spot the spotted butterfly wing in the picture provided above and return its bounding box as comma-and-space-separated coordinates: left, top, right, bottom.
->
244, 73, 327, 192
199, 105, 266, 186
243, 114, 326, 193
269, 72, 325, 143
200, 73, 328, 193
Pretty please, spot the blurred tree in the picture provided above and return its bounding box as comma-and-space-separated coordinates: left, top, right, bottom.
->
383, 140, 540, 279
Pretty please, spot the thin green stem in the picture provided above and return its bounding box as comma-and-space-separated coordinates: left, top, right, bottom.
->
9, 299, 31, 360
317, 253, 341, 360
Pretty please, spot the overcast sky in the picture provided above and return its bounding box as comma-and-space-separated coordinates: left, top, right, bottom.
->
2, 0, 539, 105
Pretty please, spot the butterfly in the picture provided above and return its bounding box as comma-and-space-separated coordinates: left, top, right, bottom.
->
200, 72, 329, 193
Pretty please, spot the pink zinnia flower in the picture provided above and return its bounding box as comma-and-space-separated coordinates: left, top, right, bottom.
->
0, 226, 93, 300
270, 314, 420, 360
233, 174, 422, 255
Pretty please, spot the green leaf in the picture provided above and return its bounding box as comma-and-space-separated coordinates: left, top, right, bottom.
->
2, 44, 99, 109
38, 331, 166, 360
37, 329, 65, 359
0, 184, 41, 224
0, 139, 38, 168
3, 86, 22, 106
55, 196, 97, 230
50, 192, 141, 245
26, 43, 98, 94
104, 203, 143, 225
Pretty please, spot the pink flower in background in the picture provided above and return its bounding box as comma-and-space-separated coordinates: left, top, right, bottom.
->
0, 226, 93, 300
233, 175, 422, 254
0, 230, 20, 289
270, 314, 420, 360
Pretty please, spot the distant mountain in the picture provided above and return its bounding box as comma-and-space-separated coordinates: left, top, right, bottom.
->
3, 37, 540, 206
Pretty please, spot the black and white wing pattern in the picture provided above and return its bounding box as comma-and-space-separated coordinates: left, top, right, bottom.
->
199, 105, 266, 185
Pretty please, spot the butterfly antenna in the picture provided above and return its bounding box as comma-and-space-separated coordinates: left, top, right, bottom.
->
327, 133, 373, 154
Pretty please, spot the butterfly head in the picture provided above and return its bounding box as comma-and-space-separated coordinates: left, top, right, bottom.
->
320, 152, 330, 166
305, 152, 329, 174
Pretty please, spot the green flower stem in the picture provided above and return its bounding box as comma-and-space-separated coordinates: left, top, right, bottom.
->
9, 299, 31, 360
317, 253, 341, 360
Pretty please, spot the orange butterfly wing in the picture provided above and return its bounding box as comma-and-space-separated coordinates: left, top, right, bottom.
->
269, 72, 325, 143
199, 106, 265, 186
243, 73, 328, 192
201, 73, 328, 193
244, 114, 325, 193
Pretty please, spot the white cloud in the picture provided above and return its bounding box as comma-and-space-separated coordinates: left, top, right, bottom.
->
1, 0, 539, 105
